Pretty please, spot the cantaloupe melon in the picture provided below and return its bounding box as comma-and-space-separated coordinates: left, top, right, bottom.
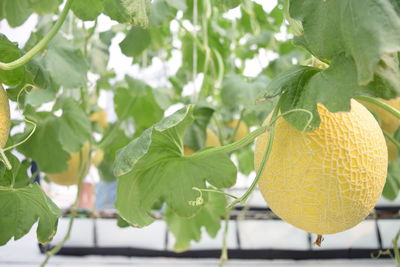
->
184, 129, 221, 156
0, 84, 10, 148
254, 100, 387, 234
226, 119, 248, 142
46, 143, 90, 186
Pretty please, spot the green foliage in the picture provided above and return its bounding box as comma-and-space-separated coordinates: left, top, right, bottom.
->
0, 0, 400, 256
0, 154, 61, 245
114, 106, 236, 227
166, 191, 227, 252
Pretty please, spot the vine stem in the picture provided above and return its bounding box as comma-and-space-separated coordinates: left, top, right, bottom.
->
355, 96, 400, 120
226, 102, 280, 209
384, 131, 400, 150
219, 208, 231, 267
0, 149, 11, 170
39, 144, 92, 267
0, 0, 74, 70
393, 228, 400, 266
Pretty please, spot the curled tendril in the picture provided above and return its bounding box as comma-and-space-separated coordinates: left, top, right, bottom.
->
188, 187, 204, 206
3, 84, 38, 153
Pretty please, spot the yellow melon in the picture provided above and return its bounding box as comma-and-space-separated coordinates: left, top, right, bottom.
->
0, 84, 10, 148
184, 129, 221, 156
46, 143, 90, 186
254, 100, 387, 234
90, 109, 108, 128
92, 149, 105, 167
226, 119, 248, 142
360, 97, 400, 162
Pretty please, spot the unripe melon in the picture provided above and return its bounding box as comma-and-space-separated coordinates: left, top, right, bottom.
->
0, 84, 10, 148
360, 97, 400, 162
255, 100, 387, 235
184, 129, 221, 156
46, 143, 90, 186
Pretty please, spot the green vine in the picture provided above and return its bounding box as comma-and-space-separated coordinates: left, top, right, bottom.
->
0, 0, 74, 71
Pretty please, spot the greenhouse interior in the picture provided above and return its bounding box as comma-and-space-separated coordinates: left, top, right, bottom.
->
0, 0, 400, 266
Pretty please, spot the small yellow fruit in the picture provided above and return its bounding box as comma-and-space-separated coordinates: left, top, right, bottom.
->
0, 84, 10, 148
47, 143, 90, 186
184, 129, 221, 156
360, 98, 400, 162
255, 100, 387, 235
92, 149, 105, 167
226, 119, 248, 141
90, 109, 108, 128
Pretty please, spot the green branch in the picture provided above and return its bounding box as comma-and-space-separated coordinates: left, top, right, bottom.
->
0, 0, 74, 71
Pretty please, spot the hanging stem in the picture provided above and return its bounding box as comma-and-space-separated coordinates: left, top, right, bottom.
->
0, 149, 11, 170
219, 208, 231, 267
0, 0, 74, 70
40, 143, 92, 267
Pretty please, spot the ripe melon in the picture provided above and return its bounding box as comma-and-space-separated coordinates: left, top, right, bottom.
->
92, 149, 105, 167
360, 97, 400, 162
46, 143, 90, 186
90, 109, 108, 128
254, 100, 387, 234
0, 84, 10, 148
226, 119, 248, 142
184, 129, 221, 156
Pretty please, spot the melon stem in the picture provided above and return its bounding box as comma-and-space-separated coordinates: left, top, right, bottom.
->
313, 235, 324, 247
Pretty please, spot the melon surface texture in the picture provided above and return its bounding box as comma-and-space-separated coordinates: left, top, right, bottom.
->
254, 100, 388, 234
0, 84, 10, 148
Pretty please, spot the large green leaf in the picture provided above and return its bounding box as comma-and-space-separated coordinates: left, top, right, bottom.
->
0, 183, 61, 245
166, 191, 227, 252
44, 36, 89, 88
290, 0, 400, 87
114, 76, 163, 132
0, 34, 25, 86
264, 55, 397, 131
119, 27, 151, 57
114, 106, 237, 227
2, 0, 32, 27
71, 0, 104, 21
103, 0, 130, 23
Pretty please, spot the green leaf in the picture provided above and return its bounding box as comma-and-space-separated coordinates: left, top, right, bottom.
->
235, 144, 253, 176
149, 0, 175, 28
184, 106, 214, 151
30, 0, 60, 15
71, 0, 104, 20
166, 191, 227, 252
103, 0, 130, 23
122, 0, 151, 28
0, 183, 61, 245
290, 0, 400, 86
119, 27, 151, 57
221, 74, 270, 110
0, 153, 30, 188
2, 0, 32, 27
165, 0, 187, 11
114, 76, 163, 131
44, 36, 89, 88
215, 0, 241, 10
267, 55, 397, 131
17, 112, 70, 173
383, 159, 400, 200
114, 106, 237, 227
58, 99, 91, 153
0, 34, 25, 86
